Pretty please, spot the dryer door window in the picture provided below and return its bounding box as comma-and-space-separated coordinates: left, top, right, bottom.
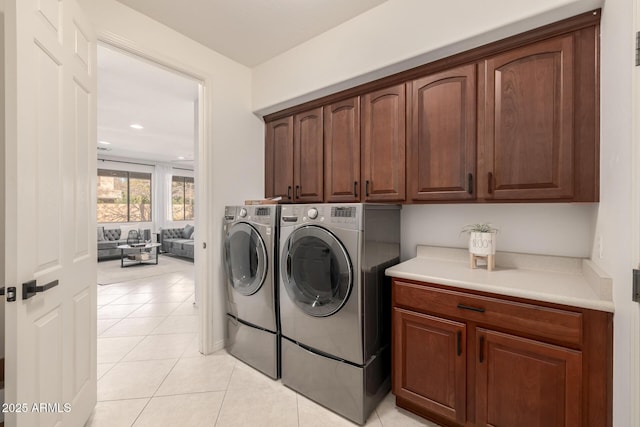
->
225, 223, 268, 296
282, 225, 352, 317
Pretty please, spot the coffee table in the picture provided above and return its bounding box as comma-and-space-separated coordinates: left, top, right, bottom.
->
116, 243, 161, 268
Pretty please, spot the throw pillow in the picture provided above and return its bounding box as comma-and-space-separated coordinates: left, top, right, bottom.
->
97, 226, 105, 241
183, 224, 194, 239
189, 231, 195, 240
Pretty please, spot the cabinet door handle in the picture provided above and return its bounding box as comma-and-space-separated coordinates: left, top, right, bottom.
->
295, 185, 300, 199
354, 181, 358, 198
479, 335, 485, 363
468, 173, 473, 195
287, 186, 292, 199
488, 172, 494, 194
456, 331, 462, 356
365, 180, 370, 197
457, 304, 485, 313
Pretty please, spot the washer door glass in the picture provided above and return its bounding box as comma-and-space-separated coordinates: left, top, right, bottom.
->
225, 223, 267, 296
282, 225, 352, 317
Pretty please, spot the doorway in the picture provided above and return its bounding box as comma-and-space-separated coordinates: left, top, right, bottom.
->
94, 44, 204, 400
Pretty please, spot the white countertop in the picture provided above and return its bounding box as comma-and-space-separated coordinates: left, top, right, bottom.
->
385, 246, 614, 313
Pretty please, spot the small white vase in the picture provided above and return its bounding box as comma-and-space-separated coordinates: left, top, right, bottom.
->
469, 232, 496, 256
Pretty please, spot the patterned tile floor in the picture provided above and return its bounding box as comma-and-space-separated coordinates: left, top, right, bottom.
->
86, 258, 439, 426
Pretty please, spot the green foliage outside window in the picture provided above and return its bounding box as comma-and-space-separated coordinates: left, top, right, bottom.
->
97, 169, 152, 222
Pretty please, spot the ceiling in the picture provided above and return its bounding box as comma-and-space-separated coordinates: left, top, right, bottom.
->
99, 1, 388, 167
97, 44, 199, 167
115, 0, 388, 67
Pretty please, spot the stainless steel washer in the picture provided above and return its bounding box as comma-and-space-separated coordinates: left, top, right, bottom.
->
279, 203, 400, 424
224, 205, 280, 378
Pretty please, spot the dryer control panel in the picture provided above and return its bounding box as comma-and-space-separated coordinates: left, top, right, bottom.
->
281, 204, 362, 230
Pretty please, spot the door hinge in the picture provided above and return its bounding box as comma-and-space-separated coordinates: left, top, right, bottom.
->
633, 269, 640, 302
636, 32, 640, 66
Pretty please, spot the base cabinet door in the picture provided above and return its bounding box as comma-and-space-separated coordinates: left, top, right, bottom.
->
393, 308, 467, 425
475, 328, 582, 427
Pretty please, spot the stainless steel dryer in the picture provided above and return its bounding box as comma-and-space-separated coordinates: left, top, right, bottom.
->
224, 205, 280, 379
279, 203, 400, 424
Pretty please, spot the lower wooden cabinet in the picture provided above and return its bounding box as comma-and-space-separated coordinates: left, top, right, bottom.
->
391, 279, 612, 427
475, 328, 582, 427
393, 308, 466, 424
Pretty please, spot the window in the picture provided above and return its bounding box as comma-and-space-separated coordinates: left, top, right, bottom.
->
172, 176, 195, 221
97, 169, 152, 222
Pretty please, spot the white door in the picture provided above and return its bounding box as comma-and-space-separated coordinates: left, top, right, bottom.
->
4, 0, 97, 425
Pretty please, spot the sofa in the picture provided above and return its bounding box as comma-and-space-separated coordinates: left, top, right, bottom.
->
97, 226, 151, 261
159, 224, 195, 260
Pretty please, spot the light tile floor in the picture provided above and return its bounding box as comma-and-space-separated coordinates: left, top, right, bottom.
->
86, 262, 440, 427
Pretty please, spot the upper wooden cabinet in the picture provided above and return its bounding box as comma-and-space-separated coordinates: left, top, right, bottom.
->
264, 108, 323, 203
294, 107, 324, 203
479, 35, 575, 200
264, 116, 293, 201
361, 84, 406, 202
263, 11, 600, 204
408, 64, 477, 201
324, 97, 361, 202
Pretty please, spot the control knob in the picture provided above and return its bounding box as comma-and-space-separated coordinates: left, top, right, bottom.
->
239, 208, 247, 218
307, 208, 318, 219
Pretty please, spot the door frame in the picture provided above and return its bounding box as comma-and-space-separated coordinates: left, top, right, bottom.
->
632, 0, 640, 424
96, 32, 214, 354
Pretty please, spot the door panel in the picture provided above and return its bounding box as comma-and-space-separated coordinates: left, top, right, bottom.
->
265, 117, 294, 201
361, 84, 406, 201
476, 328, 582, 427
4, 0, 97, 425
324, 97, 360, 202
409, 64, 476, 201
294, 107, 323, 202
393, 308, 466, 425
481, 35, 574, 200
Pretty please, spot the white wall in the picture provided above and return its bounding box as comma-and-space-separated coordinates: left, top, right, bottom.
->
79, 0, 264, 352
402, 204, 598, 261
595, 0, 637, 424
252, 0, 603, 115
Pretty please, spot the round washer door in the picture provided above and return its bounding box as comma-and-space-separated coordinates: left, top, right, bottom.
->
281, 225, 352, 317
224, 222, 268, 296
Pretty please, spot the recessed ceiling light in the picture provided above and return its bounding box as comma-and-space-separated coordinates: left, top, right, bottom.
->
130, 124, 144, 130
98, 140, 111, 145
177, 156, 185, 160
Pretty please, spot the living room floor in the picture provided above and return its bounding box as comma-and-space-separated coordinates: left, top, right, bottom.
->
87, 258, 438, 427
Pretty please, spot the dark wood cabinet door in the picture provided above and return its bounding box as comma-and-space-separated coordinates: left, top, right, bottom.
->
294, 107, 324, 203
476, 328, 582, 427
361, 84, 406, 201
480, 34, 574, 200
265, 116, 293, 201
393, 308, 466, 425
408, 64, 476, 201
324, 97, 360, 202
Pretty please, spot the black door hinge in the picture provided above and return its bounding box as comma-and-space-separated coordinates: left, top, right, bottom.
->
636, 32, 640, 66
633, 269, 640, 302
